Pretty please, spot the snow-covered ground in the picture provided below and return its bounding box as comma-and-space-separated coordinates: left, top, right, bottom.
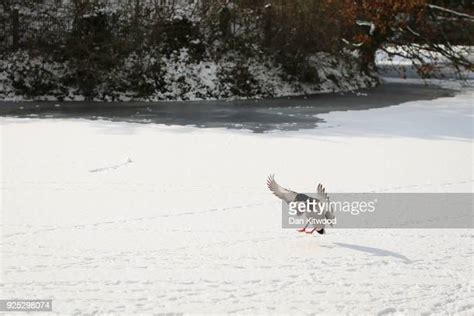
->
0, 86, 473, 314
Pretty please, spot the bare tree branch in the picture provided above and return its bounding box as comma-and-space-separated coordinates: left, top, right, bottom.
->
428, 4, 474, 21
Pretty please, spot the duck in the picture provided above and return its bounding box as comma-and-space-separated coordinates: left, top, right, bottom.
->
267, 174, 335, 234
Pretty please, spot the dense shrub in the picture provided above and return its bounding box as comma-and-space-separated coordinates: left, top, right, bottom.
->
3, 52, 68, 99
217, 60, 261, 97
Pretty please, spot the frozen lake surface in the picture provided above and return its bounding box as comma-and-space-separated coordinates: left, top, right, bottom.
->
1, 82, 473, 314
0, 82, 454, 132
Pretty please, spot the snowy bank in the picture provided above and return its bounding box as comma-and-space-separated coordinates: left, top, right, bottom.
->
0, 50, 377, 102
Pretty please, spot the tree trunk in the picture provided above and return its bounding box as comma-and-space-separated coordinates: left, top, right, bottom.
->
219, 6, 231, 41
12, 8, 19, 50
263, 6, 273, 47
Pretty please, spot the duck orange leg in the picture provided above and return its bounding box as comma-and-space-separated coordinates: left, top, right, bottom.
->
297, 222, 309, 232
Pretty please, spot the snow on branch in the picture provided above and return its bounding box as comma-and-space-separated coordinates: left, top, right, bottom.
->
428, 4, 474, 21
405, 26, 421, 37
342, 38, 364, 47
356, 20, 376, 35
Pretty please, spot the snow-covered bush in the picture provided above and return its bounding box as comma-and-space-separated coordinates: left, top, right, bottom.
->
218, 61, 261, 98
1, 51, 69, 99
